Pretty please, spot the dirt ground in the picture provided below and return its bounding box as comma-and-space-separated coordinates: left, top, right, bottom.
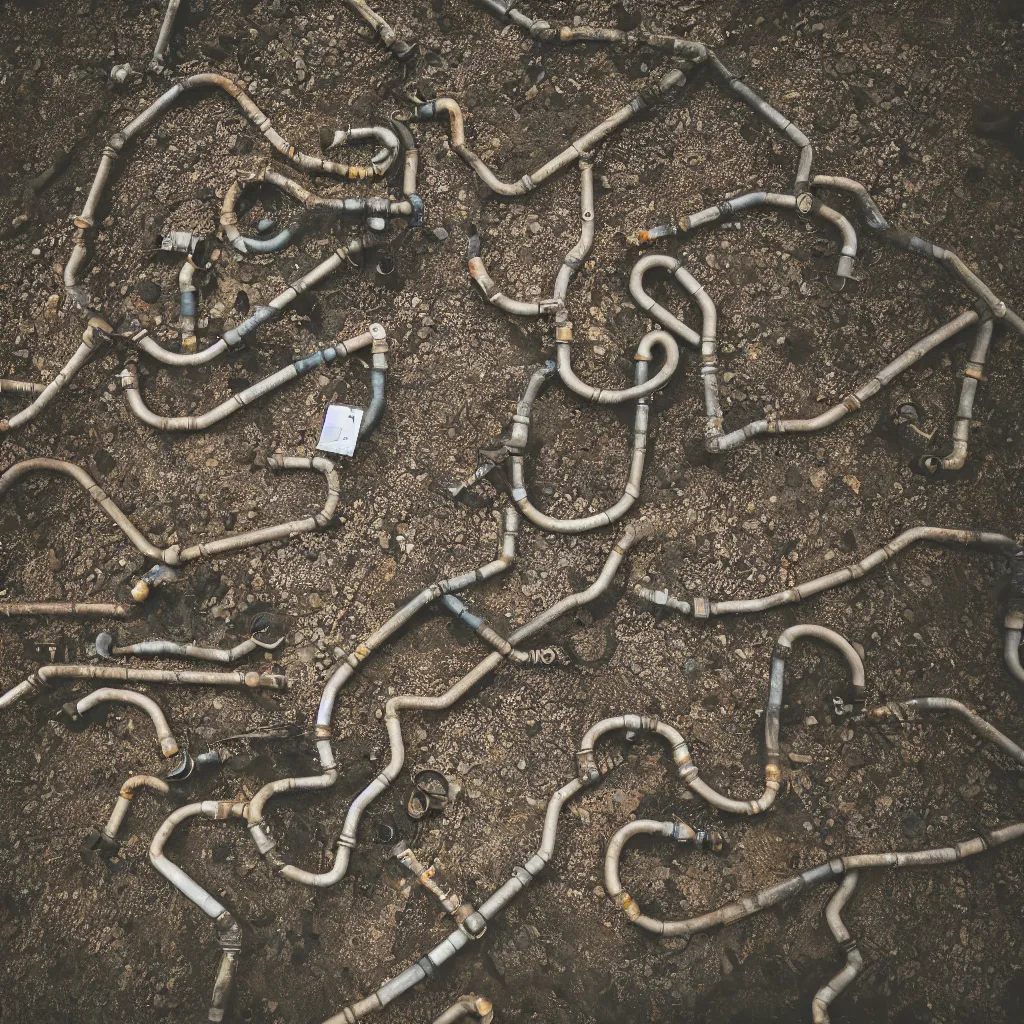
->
2, 0, 1024, 1022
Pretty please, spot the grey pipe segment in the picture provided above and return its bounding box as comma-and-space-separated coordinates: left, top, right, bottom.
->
119, 325, 385, 432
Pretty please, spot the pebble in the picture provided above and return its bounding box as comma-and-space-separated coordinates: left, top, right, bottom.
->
136, 280, 161, 303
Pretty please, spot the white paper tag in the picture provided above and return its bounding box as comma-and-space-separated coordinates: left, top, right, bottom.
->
317, 404, 364, 457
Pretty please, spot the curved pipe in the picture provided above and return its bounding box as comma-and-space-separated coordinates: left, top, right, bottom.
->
555, 327, 678, 404
100, 774, 170, 844
0, 457, 167, 562
124, 320, 229, 366
321, 125, 400, 176
868, 697, 1024, 765
241, 511, 521, 885
119, 327, 382, 432
403, 70, 684, 197
916, 317, 994, 474
602, 817, 1024, 942
432, 996, 494, 1024
261, 170, 414, 225
503, 362, 653, 533
811, 174, 1024, 333
466, 158, 594, 317
603, 818, 722, 917
175, 454, 342, 564
0, 455, 343, 586
635, 192, 856, 279
389, 117, 420, 197
149, 800, 247, 1023
628, 254, 702, 346
577, 627, 862, 817
706, 309, 979, 453
72, 687, 180, 758
706, 54, 813, 192
809, 175, 889, 230
66, 73, 385, 299
811, 872, 863, 1024
692, 625, 863, 814
95, 632, 283, 663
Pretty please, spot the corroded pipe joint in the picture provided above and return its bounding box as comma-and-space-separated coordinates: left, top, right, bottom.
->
461, 911, 488, 938
614, 890, 643, 920
576, 750, 602, 784
215, 911, 242, 951
695, 828, 726, 853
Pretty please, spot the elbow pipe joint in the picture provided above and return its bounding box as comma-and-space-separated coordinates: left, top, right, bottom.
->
576, 749, 602, 785
408, 101, 437, 122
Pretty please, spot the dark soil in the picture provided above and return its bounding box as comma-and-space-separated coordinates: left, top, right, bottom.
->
1, 1, 1023, 1023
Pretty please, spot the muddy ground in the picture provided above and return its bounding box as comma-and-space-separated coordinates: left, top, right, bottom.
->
2, 0, 1024, 1021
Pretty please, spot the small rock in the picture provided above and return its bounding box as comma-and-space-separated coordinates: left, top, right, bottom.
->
788, 752, 813, 765
137, 280, 161, 303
